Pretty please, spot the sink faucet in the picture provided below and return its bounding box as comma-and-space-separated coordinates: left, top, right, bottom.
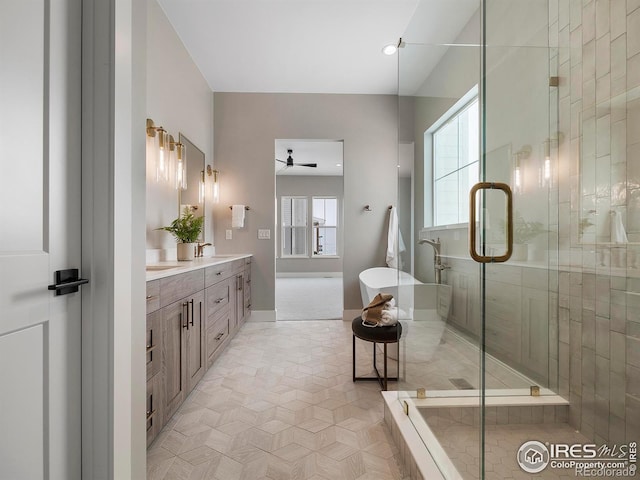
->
196, 242, 212, 257
418, 237, 449, 284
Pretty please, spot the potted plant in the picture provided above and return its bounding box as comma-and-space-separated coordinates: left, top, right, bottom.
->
157, 207, 204, 261
500, 212, 547, 261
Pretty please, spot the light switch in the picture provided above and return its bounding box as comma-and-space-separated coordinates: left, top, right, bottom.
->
225, 229, 232, 240
258, 229, 271, 240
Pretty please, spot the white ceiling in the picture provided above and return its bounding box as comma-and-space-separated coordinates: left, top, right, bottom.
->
275, 140, 343, 176
156, 0, 480, 96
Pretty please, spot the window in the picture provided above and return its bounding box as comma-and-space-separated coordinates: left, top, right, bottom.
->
431, 93, 479, 226
281, 196, 307, 257
312, 197, 338, 256
280, 195, 339, 258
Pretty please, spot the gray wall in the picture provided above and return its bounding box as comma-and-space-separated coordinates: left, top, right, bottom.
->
213, 93, 398, 312
276, 175, 344, 274
145, 0, 214, 253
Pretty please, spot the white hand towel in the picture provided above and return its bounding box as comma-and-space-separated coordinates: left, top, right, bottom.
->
380, 308, 398, 326
610, 210, 628, 244
232, 205, 245, 228
386, 207, 406, 269
384, 297, 396, 309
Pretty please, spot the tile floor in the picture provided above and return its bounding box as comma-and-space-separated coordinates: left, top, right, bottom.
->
147, 320, 407, 480
430, 422, 590, 479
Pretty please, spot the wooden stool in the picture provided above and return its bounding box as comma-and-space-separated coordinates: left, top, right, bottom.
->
352, 317, 402, 391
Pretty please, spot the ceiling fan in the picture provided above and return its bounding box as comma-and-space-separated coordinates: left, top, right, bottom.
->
276, 149, 317, 168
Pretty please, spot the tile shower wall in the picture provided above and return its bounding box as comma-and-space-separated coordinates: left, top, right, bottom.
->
554, 0, 640, 444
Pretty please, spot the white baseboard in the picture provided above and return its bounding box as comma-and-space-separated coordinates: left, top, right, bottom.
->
276, 272, 343, 278
247, 310, 276, 322
343, 309, 361, 321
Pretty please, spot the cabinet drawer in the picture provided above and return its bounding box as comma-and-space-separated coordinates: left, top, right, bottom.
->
146, 280, 160, 313
206, 312, 229, 361
146, 373, 163, 447
160, 270, 204, 307
205, 262, 233, 287
146, 310, 161, 381
206, 281, 230, 320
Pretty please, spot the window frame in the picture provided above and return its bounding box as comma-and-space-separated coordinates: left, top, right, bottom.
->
311, 196, 339, 258
425, 85, 479, 229
280, 195, 308, 258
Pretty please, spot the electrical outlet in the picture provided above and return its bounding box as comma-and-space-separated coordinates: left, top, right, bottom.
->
225, 229, 232, 240
258, 229, 271, 240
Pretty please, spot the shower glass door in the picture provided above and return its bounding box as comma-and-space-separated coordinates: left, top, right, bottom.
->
395, 0, 568, 477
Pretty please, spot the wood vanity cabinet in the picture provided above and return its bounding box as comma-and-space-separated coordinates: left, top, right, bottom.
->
161, 276, 205, 423
146, 281, 163, 446
146, 256, 251, 447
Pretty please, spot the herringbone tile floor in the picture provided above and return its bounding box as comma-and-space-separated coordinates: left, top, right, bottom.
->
147, 320, 406, 480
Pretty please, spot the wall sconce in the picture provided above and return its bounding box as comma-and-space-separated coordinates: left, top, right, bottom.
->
513, 145, 531, 194
540, 133, 564, 188
206, 165, 220, 203
170, 136, 187, 190
198, 170, 206, 204
146, 119, 170, 184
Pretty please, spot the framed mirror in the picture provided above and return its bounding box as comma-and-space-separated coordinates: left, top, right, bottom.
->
179, 133, 205, 243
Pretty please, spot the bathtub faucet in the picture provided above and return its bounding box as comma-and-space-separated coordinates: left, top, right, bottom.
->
418, 237, 449, 284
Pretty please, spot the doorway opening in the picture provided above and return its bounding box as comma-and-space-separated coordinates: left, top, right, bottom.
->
275, 139, 344, 321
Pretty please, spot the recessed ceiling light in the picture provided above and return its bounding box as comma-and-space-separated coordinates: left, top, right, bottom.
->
336, 163, 342, 167
382, 44, 397, 55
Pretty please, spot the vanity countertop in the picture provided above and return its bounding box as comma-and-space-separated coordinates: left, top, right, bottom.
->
146, 254, 252, 281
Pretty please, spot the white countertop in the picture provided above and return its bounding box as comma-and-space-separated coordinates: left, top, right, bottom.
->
146, 254, 252, 281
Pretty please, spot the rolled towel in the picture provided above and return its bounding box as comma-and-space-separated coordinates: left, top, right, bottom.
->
361, 293, 394, 327
379, 308, 398, 326
384, 297, 396, 309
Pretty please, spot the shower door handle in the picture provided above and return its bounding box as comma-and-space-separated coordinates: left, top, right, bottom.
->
469, 182, 513, 263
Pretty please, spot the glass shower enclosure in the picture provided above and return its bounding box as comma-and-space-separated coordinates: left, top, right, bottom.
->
395, 0, 639, 478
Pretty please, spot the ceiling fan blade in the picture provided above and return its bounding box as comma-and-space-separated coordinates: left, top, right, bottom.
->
294, 163, 317, 167
275, 158, 287, 164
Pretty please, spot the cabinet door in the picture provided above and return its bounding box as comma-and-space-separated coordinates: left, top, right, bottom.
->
146, 372, 163, 447
146, 310, 161, 381
244, 265, 251, 319
235, 273, 244, 329
162, 299, 187, 422
186, 290, 206, 393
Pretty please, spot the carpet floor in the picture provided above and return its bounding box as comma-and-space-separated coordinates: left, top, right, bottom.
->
275, 277, 343, 321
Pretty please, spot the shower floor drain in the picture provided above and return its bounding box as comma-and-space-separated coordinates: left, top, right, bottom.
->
449, 378, 474, 390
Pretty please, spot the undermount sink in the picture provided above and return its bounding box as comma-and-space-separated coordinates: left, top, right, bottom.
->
145, 265, 178, 271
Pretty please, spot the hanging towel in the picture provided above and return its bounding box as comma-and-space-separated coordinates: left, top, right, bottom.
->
610, 210, 628, 243
386, 207, 406, 269
232, 205, 245, 228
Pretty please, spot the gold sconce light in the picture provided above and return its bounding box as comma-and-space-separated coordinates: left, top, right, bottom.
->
541, 132, 564, 188
513, 145, 531, 194
170, 136, 187, 190
206, 165, 220, 203
146, 119, 170, 184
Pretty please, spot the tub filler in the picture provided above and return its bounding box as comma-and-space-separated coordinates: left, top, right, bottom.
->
358, 267, 452, 321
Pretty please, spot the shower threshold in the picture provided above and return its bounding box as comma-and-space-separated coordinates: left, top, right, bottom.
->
383, 390, 580, 480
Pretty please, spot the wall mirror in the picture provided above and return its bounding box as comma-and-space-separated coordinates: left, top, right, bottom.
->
179, 133, 205, 243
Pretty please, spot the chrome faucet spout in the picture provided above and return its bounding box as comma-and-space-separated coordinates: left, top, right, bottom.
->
196, 242, 212, 257
418, 237, 441, 256
418, 237, 447, 284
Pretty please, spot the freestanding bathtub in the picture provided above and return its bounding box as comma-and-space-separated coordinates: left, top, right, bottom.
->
358, 267, 451, 321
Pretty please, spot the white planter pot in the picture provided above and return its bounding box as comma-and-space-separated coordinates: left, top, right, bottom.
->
177, 242, 196, 261
511, 243, 528, 261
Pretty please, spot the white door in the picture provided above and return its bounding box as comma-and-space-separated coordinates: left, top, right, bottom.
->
0, 1, 82, 479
